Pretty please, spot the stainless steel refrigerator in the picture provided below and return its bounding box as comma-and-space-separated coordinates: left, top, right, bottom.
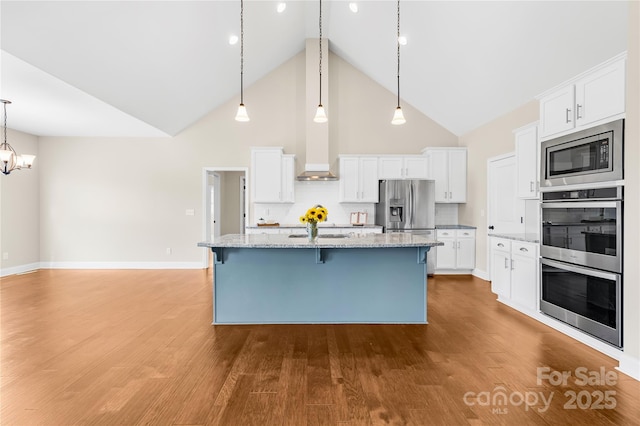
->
375, 179, 436, 274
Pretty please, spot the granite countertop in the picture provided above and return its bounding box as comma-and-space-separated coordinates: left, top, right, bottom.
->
489, 233, 540, 244
246, 223, 383, 229
198, 233, 443, 249
435, 225, 477, 230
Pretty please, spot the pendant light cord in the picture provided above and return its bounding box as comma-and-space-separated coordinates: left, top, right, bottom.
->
318, 0, 323, 106
396, 0, 401, 109
3, 102, 7, 145
240, 0, 244, 105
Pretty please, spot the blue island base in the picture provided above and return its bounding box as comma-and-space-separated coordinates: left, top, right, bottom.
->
212, 246, 428, 324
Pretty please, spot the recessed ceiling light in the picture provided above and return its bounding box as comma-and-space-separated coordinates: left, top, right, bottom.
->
229, 34, 239, 45
277, 2, 286, 13
398, 35, 407, 46
349, 2, 358, 13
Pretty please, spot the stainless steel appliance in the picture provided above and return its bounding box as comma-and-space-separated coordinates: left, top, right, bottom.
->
541, 186, 622, 273
541, 119, 624, 188
375, 179, 436, 274
540, 186, 623, 347
540, 258, 621, 347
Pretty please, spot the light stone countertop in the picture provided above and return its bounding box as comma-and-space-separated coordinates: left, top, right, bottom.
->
489, 233, 540, 244
246, 223, 383, 229
198, 233, 443, 249
435, 224, 477, 230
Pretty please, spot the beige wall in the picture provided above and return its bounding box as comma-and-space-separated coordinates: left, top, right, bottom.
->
457, 100, 539, 274
622, 0, 639, 374
0, 128, 39, 275
35, 49, 455, 265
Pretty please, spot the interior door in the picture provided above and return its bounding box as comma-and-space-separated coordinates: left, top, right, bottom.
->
488, 154, 526, 235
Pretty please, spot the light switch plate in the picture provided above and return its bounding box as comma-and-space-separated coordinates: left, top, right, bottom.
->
185, 209, 195, 216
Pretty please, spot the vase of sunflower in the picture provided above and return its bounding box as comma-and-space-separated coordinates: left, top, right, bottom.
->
299, 204, 328, 242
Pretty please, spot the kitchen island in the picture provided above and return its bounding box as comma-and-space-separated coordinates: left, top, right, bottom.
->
198, 233, 442, 324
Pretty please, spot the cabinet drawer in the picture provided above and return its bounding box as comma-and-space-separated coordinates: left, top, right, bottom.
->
511, 241, 537, 258
491, 238, 511, 252
456, 229, 475, 239
436, 229, 455, 238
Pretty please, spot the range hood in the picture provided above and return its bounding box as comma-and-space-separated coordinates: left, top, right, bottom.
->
297, 39, 337, 181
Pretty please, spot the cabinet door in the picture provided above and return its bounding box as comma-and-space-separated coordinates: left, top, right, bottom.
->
491, 249, 511, 298
359, 157, 379, 202
281, 155, 295, 203
455, 231, 475, 270
339, 157, 360, 202
539, 85, 575, 138
515, 124, 539, 199
404, 157, 429, 179
575, 59, 625, 127
447, 150, 467, 203
252, 149, 282, 202
427, 150, 449, 202
378, 157, 404, 179
436, 237, 457, 269
510, 251, 537, 311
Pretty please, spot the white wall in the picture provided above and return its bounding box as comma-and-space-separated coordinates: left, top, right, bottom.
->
0, 128, 39, 276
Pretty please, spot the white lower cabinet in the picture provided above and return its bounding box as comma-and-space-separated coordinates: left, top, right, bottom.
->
435, 229, 475, 272
490, 237, 538, 313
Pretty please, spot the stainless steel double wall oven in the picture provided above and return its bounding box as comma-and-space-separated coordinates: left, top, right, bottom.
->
539, 120, 624, 348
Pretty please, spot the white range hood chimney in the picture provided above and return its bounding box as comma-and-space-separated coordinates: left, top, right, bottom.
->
297, 38, 337, 181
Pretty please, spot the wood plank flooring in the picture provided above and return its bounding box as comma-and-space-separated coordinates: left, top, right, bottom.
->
1, 269, 638, 425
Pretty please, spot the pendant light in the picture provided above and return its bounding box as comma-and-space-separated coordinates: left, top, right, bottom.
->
313, 0, 327, 123
235, 0, 249, 122
391, 0, 406, 125
1, 100, 35, 175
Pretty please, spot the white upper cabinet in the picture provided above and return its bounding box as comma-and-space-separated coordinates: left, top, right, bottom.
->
339, 156, 379, 203
423, 148, 467, 203
538, 53, 626, 140
514, 122, 539, 199
378, 156, 428, 179
251, 148, 295, 203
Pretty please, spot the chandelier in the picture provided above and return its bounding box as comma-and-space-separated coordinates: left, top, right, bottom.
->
1, 100, 35, 175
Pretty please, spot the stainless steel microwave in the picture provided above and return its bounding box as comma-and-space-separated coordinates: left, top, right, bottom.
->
541, 119, 624, 188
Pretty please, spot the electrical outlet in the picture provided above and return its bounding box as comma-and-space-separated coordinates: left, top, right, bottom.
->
166, 248, 172, 255
2, 252, 8, 260
185, 209, 195, 216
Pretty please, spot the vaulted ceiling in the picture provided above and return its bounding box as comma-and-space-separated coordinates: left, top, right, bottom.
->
0, 1, 629, 138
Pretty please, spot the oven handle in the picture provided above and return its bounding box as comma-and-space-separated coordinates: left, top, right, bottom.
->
541, 201, 619, 209
540, 258, 619, 281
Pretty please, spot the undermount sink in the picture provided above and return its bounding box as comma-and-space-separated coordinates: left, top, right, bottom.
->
288, 233, 350, 239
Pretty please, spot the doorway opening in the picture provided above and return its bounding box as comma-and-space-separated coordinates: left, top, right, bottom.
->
202, 167, 248, 268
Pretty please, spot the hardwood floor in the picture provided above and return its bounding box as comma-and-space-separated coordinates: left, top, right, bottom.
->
1, 269, 638, 425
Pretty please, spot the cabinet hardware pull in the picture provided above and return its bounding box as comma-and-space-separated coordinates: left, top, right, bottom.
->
504, 258, 508, 269
449, 191, 452, 199
530, 181, 534, 192
444, 191, 448, 199
565, 108, 572, 123
519, 247, 528, 252
511, 259, 515, 270
497, 243, 504, 247
576, 103, 582, 119
457, 241, 461, 249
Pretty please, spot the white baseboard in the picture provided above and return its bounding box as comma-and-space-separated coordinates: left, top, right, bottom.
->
39, 261, 204, 270
472, 268, 489, 281
2, 261, 207, 277
0, 262, 40, 278
617, 353, 640, 381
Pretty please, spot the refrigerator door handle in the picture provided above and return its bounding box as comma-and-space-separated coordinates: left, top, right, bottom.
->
408, 182, 414, 227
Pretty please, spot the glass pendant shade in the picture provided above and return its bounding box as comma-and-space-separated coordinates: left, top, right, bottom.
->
314, 105, 327, 123
235, 103, 250, 122
391, 106, 406, 125
21, 154, 36, 168
0, 147, 12, 162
